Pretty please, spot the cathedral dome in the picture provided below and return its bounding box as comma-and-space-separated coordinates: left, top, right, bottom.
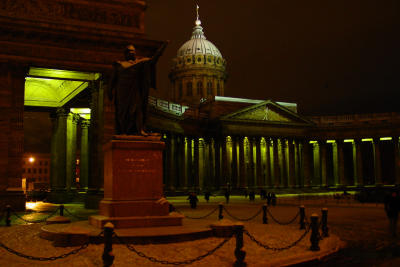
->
177, 25, 223, 58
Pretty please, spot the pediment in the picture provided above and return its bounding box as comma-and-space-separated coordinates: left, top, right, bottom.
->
220, 100, 312, 125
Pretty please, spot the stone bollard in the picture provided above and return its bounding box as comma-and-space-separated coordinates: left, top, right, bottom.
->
218, 203, 224, 220
321, 208, 329, 237
102, 222, 115, 267
309, 213, 320, 251
59, 204, 64, 216
233, 224, 246, 267
299, 205, 305, 230
262, 204, 268, 224
6, 205, 11, 227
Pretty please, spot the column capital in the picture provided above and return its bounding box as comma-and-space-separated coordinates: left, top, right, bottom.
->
81, 119, 91, 128
56, 108, 69, 118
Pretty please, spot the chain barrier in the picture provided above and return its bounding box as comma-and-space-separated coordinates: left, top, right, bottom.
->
175, 206, 219, 219
244, 224, 311, 251
223, 206, 263, 222
0, 240, 89, 261
10, 207, 60, 224
267, 209, 300, 225
64, 207, 88, 220
115, 233, 231, 265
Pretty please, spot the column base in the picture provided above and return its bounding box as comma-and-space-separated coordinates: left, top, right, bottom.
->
84, 189, 104, 209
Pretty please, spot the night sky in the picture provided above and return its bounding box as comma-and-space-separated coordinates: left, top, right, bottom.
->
145, 0, 400, 115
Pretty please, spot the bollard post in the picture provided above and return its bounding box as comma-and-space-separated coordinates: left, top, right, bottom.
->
59, 204, 64, 216
262, 204, 268, 224
102, 222, 115, 267
218, 203, 224, 220
233, 225, 246, 267
310, 213, 320, 251
6, 205, 11, 227
321, 208, 329, 237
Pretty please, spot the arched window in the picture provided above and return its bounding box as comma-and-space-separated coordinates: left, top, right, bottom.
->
186, 82, 193, 96
207, 81, 213, 95
197, 81, 203, 96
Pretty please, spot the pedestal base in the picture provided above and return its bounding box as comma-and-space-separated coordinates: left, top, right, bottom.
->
89, 213, 184, 229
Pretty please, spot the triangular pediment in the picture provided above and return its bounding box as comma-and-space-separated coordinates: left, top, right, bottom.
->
220, 100, 312, 125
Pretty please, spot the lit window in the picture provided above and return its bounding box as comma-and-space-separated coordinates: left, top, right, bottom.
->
197, 81, 203, 96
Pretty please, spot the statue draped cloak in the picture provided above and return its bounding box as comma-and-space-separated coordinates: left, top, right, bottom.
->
111, 58, 157, 135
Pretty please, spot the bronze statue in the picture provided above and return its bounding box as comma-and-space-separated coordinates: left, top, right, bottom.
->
108, 42, 168, 135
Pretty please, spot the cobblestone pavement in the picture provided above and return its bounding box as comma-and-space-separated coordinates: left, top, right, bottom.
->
0, 197, 344, 267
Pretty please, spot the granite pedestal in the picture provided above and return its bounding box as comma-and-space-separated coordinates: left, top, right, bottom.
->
90, 135, 183, 228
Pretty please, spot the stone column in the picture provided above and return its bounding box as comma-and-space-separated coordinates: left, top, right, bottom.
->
353, 139, 363, 187
255, 137, 263, 187
193, 138, 200, 190
248, 138, 255, 188
320, 140, 328, 188
0, 63, 27, 210
312, 142, 321, 187
238, 137, 246, 188
198, 138, 205, 190
272, 138, 281, 188
332, 141, 339, 186
264, 138, 272, 187
79, 119, 90, 191
177, 135, 186, 191
221, 137, 228, 187
394, 137, 400, 186
288, 139, 296, 188
295, 141, 301, 187
373, 138, 382, 186
185, 137, 193, 189
280, 139, 288, 187
214, 137, 221, 190
66, 113, 79, 191
86, 80, 104, 209
231, 137, 239, 188
337, 139, 346, 187
301, 140, 311, 188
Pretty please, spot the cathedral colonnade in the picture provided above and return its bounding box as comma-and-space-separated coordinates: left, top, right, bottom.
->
161, 134, 400, 193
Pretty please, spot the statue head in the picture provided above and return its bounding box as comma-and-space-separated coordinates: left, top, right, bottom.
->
124, 44, 136, 61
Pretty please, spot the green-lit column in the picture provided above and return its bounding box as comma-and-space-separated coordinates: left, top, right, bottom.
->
193, 138, 200, 190
79, 119, 90, 191
301, 140, 311, 188
177, 135, 186, 190
202, 137, 211, 190
319, 140, 327, 188
221, 137, 228, 187
272, 138, 281, 188
185, 137, 193, 189
288, 139, 296, 188
295, 141, 301, 187
280, 139, 288, 188
50, 108, 68, 196
231, 137, 239, 188
264, 138, 272, 187
337, 139, 346, 187
198, 138, 205, 190
332, 141, 339, 186
255, 137, 263, 188
66, 113, 79, 191
168, 134, 177, 191
214, 137, 221, 190
353, 139, 363, 187
238, 137, 246, 189
373, 138, 382, 186
312, 141, 321, 187
394, 137, 400, 186
248, 137, 255, 188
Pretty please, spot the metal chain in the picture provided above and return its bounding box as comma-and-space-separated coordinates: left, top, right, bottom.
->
64, 208, 88, 220
223, 206, 263, 222
175, 206, 219, 219
115, 233, 231, 265
0, 240, 89, 261
11, 207, 60, 224
267, 210, 300, 225
244, 225, 311, 251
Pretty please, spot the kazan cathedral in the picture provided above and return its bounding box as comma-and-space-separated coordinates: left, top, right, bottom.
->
146, 11, 400, 195
0, 1, 399, 209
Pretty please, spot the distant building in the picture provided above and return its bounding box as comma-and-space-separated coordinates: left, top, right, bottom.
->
22, 153, 51, 192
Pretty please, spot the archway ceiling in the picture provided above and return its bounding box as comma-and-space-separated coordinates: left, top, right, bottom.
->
24, 67, 100, 107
